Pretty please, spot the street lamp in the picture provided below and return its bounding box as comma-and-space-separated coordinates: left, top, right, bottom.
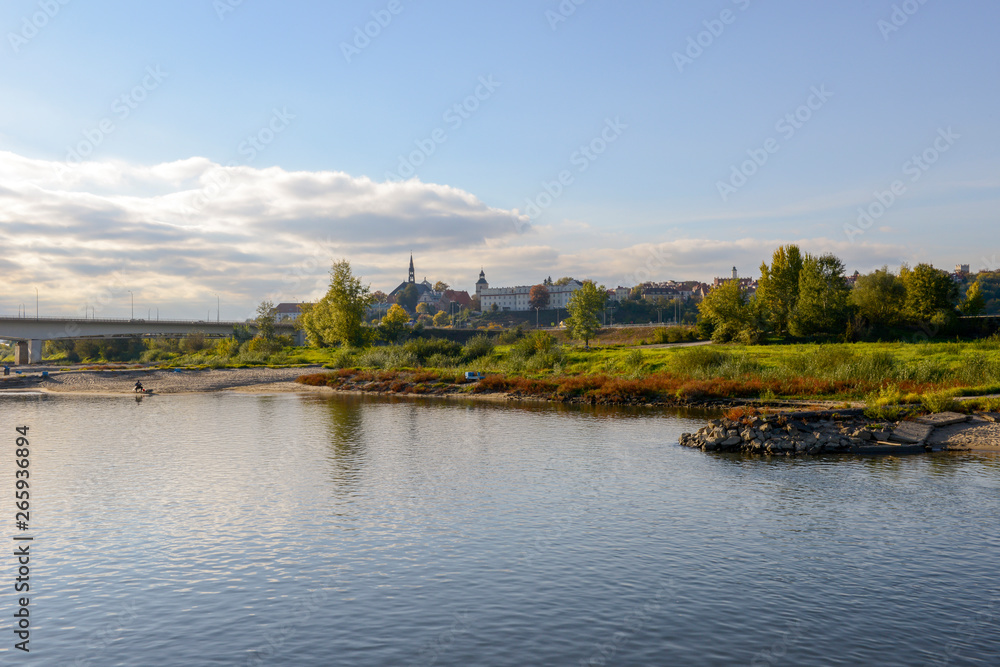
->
34, 287, 38, 320
215, 293, 220, 322
128, 290, 134, 319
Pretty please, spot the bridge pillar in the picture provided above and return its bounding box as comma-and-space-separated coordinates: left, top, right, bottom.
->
14, 342, 29, 365
28, 340, 43, 364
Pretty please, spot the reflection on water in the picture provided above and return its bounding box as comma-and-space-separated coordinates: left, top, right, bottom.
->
1, 391, 998, 666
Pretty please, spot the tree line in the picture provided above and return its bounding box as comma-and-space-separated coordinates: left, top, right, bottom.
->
697, 244, 985, 343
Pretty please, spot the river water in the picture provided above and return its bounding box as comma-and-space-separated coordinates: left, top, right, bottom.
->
2, 391, 998, 665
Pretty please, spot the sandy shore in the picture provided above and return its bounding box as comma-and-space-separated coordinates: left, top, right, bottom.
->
0, 365, 329, 395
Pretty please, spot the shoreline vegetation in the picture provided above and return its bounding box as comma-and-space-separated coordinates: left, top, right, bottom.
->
5, 327, 1000, 415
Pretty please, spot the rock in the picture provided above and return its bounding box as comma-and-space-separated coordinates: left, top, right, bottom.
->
915, 412, 969, 427
890, 422, 934, 445
721, 436, 742, 447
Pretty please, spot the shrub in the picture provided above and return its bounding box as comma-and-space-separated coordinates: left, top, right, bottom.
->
497, 325, 526, 344
357, 346, 418, 368
215, 338, 240, 357
462, 334, 495, 360
403, 337, 463, 364
920, 391, 960, 414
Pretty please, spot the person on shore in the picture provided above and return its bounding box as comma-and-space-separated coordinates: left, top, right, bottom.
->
134, 380, 144, 393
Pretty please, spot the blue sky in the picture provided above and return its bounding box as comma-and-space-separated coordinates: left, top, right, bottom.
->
1, 0, 998, 319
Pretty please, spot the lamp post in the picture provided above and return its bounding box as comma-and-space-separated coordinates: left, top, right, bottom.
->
18, 303, 24, 318
128, 290, 133, 319
34, 287, 38, 320
215, 293, 220, 322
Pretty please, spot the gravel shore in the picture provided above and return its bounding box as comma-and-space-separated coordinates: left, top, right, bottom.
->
0, 365, 328, 395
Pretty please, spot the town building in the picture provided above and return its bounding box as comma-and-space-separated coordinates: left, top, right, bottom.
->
271, 302, 310, 321
476, 269, 583, 311
388, 255, 444, 307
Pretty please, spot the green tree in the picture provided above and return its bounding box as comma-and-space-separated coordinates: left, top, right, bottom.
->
851, 266, 906, 328
756, 245, 804, 335
396, 283, 419, 312
960, 279, 986, 315
416, 302, 429, 314
565, 281, 606, 347
299, 259, 374, 347
697, 279, 758, 343
380, 304, 411, 342
554, 276, 575, 286
900, 263, 958, 322
432, 311, 451, 326
255, 300, 276, 341
790, 253, 851, 336
529, 284, 550, 310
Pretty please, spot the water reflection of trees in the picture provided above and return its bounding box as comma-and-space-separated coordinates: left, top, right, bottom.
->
322, 396, 367, 490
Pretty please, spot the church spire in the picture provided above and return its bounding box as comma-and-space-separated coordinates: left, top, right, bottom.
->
408, 253, 415, 283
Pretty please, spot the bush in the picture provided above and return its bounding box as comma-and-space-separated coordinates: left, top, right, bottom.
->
357, 346, 419, 368
403, 337, 463, 364
215, 338, 240, 357
462, 334, 494, 360
181, 332, 208, 354
497, 325, 526, 344
920, 391, 960, 414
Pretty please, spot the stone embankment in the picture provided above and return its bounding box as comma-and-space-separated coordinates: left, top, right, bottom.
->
679, 410, 1000, 455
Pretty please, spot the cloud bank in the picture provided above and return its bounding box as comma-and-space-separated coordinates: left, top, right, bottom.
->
0, 150, 913, 319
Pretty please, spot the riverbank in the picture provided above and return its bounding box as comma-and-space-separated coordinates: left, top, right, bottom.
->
679, 408, 1000, 455
0, 365, 326, 395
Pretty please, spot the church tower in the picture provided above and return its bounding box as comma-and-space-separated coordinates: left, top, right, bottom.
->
475, 268, 488, 297
732, 266, 738, 280
408, 254, 415, 284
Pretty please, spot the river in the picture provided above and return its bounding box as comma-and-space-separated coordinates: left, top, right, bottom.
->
2, 392, 998, 665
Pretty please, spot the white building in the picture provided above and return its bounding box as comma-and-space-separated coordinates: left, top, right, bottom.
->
475, 269, 583, 311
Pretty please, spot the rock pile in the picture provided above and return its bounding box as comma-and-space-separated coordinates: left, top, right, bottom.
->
679, 412, 895, 455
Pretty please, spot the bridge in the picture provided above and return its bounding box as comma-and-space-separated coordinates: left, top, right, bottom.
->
0, 317, 301, 365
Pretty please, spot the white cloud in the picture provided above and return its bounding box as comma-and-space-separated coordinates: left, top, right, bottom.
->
0, 149, 922, 319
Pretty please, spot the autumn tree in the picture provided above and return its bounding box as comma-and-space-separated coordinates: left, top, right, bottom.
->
756, 245, 804, 335
255, 300, 276, 341
396, 283, 419, 312
959, 279, 986, 315
529, 284, 550, 310
697, 279, 759, 343
565, 281, 606, 347
433, 281, 450, 292
432, 311, 451, 326
790, 253, 851, 337
379, 304, 410, 342
851, 267, 906, 328
900, 263, 958, 322
299, 259, 374, 347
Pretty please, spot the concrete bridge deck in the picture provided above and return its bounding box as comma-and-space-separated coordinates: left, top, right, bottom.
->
0, 317, 298, 365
